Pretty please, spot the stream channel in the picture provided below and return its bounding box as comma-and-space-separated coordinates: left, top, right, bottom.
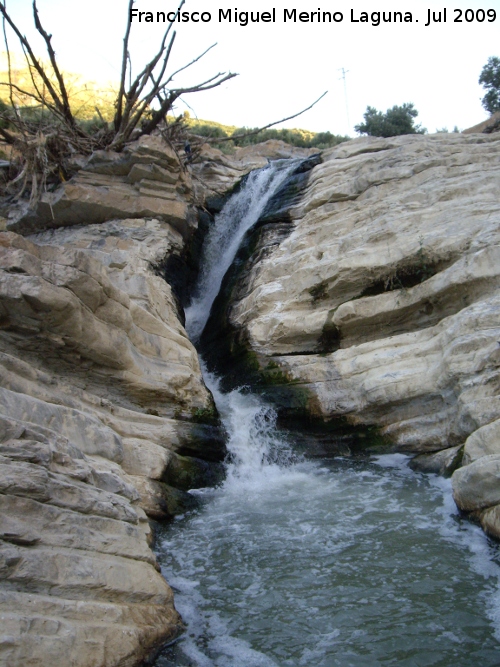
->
154, 160, 500, 667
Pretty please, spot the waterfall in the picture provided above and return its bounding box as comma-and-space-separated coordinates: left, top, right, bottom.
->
183, 158, 301, 482
153, 160, 500, 667
185, 159, 300, 344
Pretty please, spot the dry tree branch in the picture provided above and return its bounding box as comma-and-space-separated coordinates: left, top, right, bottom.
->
140, 71, 237, 138
20, 41, 48, 109
129, 0, 183, 92
128, 49, 226, 140
0, 81, 57, 114
164, 42, 217, 87
115, 0, 134, 131
1, 0, 24, 134
113, 0, 184, 139
149, 30, 177, 93
32, 0, 74, 128
204, 91, 329, 145
119, 30, 178, 137
0, 1, 69, 124
172, 71, 238, 95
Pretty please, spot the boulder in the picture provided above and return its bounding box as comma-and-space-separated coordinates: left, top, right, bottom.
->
452, 455, 500, 511
409, 445, 463, 476
479, 504, 500, 540
462, 419, 500, 465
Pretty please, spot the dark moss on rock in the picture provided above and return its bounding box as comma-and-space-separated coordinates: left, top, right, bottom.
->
162, 452, 225, 491
175, 420, 227, 462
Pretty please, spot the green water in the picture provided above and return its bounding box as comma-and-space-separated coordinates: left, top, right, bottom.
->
154, 453, 500, 667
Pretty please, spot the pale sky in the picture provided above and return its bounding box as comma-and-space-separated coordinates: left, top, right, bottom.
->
6, 0, 500, 135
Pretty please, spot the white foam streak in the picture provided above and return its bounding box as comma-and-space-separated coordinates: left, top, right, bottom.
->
202, 364, 294, 489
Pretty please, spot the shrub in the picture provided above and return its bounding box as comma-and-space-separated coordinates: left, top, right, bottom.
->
479, 56, 500, 114
355, 103, 426, 137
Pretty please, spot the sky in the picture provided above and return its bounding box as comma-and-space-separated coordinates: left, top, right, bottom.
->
5, 0, 500, 136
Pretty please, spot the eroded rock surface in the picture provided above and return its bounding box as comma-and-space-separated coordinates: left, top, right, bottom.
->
0, 139, 225, 666
208, 133, 500, 534
4, 136, 194, 237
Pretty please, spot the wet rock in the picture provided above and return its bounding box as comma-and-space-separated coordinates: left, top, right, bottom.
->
162, 452, 225, 490
191, 140, 318, 197
409, 445, 463, 476
452, 455, 500, 511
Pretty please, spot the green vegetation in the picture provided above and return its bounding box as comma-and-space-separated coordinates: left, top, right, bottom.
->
190, 404, 218, 424
355, 103, 426, 137
180, 114, 349, 152
262, 360, 300, 386
479, 56, 500, 114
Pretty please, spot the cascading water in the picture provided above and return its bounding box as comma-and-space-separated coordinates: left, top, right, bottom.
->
154, 161, 500, 667
185, 159, 300, 343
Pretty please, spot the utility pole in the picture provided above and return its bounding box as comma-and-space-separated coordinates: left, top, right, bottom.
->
339, 67, 350, 135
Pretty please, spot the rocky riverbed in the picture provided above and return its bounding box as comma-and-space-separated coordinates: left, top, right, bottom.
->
0, 130, 499, 666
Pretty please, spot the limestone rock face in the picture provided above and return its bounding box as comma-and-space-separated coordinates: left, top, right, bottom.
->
0, 138, 225, 666
5, 136, 194, 237
218, 133, 500, 456
409, 445, 463, 477
452, 455, 500, 511
209, 132, 500, 537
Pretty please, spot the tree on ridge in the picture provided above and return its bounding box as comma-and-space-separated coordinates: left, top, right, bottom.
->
355, 103, 426, 137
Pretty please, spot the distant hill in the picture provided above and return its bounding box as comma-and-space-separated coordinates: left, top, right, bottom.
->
180, 114, 349, 152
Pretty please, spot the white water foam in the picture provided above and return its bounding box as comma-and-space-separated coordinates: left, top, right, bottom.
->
158, 456, 500, 666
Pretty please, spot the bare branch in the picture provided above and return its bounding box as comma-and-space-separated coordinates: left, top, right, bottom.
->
0, 81, 55, 110
20, 41, 48, 110
115, 0, 134, 131
115, 0, 184, 134
32, 0, 74, 127
119, 30, 177, 135
149, 30, 176, 93
171, 71, 238, 95
127, 49, 225, 143
0, 1, 68, 122
164, 43, 217, 87
131, 0, 183, 88
1, 0, 23, 131
139, 72, 238, 138
205, 91, 329, 144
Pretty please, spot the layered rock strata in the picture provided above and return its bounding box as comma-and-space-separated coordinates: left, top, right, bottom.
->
0, 134, 318, 666
208, 132, 500, 535
0, 139, 224, 666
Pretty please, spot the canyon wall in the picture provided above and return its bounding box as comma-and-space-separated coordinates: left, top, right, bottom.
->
0, 137, 217, 667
